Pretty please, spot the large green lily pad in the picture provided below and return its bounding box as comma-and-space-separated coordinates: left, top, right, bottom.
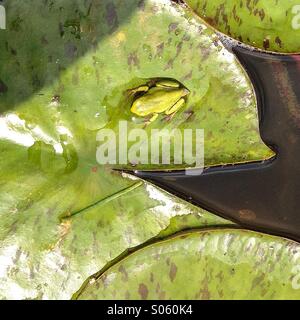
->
0, 0, 272, 168
0, 0, 273, 299
186, 0, 300, 53
76, 229, 300, 300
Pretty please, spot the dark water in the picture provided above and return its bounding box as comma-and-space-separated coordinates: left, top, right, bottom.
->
133, 45, 300, 243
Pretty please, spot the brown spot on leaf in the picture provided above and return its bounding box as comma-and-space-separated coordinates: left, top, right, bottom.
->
168, 22, 178, 34
232, 5, 240, 23
59, 22, 64, 37
169, 262, 177, 282
138, 0, 146, 10
164, 58, 174, 70
155, 282, 166, 299
138, 283, 148, 300
216, 271, 224, 282
200, 46, 211, 61
184, 109, 195, 121
0, 79, 8, 93
128, 52, 140, 70
197, 274, 210, 300
222, 13, 228, 25
176, 41, 183, 57
150, 272, 154, 283
30, 266, 35, 279
182, 33, 191, 41
275, 36, 282, 48
10, 47, 17, 56
246, 0, 252, 12
251, 273, 266, 290
263, 38, 270, 50
106, 3, 118, 30
166, 257, 170, 266
12, 248, 22, 264
118, 265, 128, 282
182, 70, 192, 81
253, 8, 265, 21
156, 42, 164, 57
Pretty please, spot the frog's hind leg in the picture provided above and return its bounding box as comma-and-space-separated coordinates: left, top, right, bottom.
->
165, 98, 185, 115
155, 80, 180, 88
163, 98, 185, 123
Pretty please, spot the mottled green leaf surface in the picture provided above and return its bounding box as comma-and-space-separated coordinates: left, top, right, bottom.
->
186, 0, 300, 53
0, 0, 273, 299
77, 229, 300, 300
0, 0, 272, 168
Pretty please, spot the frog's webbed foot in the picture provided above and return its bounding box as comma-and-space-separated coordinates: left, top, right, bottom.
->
163, 114, 174, 122
184, 109, 195, 121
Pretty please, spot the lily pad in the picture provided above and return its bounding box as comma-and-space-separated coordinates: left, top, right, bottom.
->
0, 0, 272, 299
0, 0, 272, 169
76, 229, 300, 300
185, 0, 300, 53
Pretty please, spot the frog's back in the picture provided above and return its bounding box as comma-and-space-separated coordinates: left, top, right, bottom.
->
131, 88, 186, 116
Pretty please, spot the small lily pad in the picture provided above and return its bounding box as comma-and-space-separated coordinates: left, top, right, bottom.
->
76, 229, 300, 300
186, 0, 300, 53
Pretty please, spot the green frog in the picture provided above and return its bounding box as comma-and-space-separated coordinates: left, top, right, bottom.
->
129, 79, 190, 123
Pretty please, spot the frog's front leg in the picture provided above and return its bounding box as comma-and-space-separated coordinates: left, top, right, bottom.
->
149, 113, 158, 122
143, 113, 158, 128
127, 85, 149, 96
163, 98, 185, 122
